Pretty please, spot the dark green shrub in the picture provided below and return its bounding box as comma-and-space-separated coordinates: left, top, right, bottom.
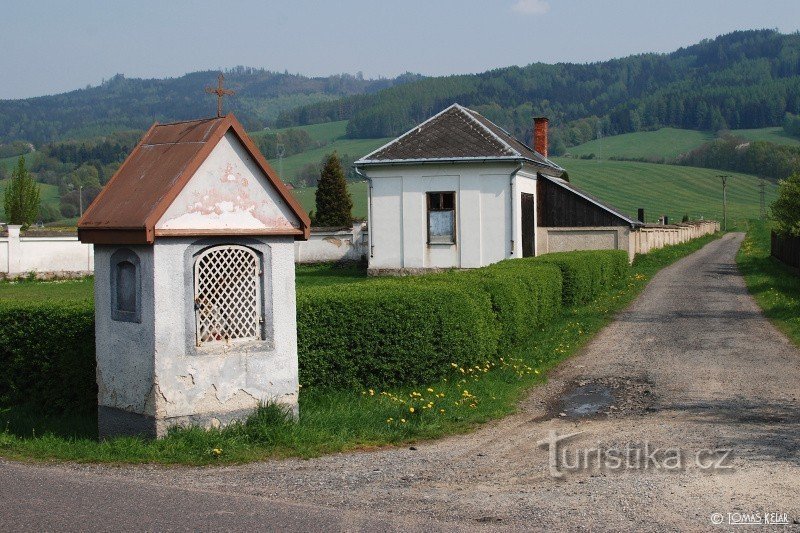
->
529, 250, 629, 306
468, 263, 563, 352
0, 301, 96, 412
297, 279, 499, 389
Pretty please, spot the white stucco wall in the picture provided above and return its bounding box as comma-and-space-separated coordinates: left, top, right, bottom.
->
151, 237, 299, 432
0, 229, 93, 277
294, 223, 367, 263
364, 163, 526, 271
94, 244, 156, 417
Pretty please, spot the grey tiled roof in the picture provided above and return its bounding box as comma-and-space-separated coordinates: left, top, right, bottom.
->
356, 104, 562, 172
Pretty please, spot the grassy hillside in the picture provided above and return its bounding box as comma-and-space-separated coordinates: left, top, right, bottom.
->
567, 128, 715, 160
268, 137, 391, 183
568, 126, 800, 161
291, 181, 368, 220
556, 158, 776, 225
730, 127, 800, 147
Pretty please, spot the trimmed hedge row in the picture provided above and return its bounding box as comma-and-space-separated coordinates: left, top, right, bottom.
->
297, 279, 500, 389
0, 249, 630, 410
530, 250, 629, 305
0, 301, 96, 413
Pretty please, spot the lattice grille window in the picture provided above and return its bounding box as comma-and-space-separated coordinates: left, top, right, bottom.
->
194, 245, 262, 346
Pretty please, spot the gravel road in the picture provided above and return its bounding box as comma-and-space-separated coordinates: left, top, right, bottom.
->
2, 232, 799, 532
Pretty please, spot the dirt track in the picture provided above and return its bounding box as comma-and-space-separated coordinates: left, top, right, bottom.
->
2, 232, 799, 531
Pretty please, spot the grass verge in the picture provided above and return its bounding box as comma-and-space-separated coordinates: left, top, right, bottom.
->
736, 220, 800, 345
0, 233, 720, 465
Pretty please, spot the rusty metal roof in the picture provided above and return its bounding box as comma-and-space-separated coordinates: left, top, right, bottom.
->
78, 115, 310, 244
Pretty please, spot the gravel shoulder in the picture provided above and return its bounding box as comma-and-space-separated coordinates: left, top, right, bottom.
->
3, 233, 799, 531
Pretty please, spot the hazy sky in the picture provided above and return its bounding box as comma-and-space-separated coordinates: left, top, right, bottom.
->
1, 0, 798, 100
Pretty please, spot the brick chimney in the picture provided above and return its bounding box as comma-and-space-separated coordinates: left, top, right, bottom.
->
533, 117, 549, 158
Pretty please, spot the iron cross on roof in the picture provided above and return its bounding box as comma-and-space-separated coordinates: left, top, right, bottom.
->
205, 74, 235, 118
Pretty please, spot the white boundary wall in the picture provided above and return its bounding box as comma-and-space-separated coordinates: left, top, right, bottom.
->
0, 225, 93, 277
294, 222, 367, 263
0, 220, 718, 276
537, 221, 720, 263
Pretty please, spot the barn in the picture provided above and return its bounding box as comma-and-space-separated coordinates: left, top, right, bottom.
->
354, 104, 641, 274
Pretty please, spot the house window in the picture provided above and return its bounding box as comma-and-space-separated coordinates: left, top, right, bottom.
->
427, 191, 456, 244
193, 245, 262, 346
110, 248, 141, 323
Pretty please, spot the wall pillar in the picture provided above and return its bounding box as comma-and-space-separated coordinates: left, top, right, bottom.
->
6, 225, 21, 275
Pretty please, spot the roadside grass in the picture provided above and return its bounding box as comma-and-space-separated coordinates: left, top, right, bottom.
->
737, 220, 800, 345
0, 232, 720, 465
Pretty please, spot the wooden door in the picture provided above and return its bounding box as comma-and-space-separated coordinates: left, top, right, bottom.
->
521, 193, 535, 258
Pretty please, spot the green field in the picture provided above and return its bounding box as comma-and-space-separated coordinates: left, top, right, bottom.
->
730, 127, 800, 147
556, 158, 776, 225
268, 137, 392, 183
567, 128, 714, 161
568, 126, 800, 162
291, 180, 368, 219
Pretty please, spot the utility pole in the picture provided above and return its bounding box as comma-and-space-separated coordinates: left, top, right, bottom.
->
717, 175, 730, 231
759, 179, 766, 221
79, 185, 83, 217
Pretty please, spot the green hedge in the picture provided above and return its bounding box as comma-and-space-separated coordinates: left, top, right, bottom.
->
453, 264, 563, 353
0, 301, 96, 413
531, 250, 629, 305
0, 249, 631, 410
297, 280, 499, 389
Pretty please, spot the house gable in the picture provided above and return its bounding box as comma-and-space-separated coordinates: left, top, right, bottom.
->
355, 103, 563, 174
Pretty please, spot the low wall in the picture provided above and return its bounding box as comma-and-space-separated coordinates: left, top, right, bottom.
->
294, 222, 367, 264
0, 225, 93, 278
537, 221, 719, 263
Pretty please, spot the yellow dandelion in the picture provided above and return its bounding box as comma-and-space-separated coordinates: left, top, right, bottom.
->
426, 387, 434, 392
409, 407, 415, 413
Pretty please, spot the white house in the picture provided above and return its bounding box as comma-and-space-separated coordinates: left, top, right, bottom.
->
354, 104, 641, 273
78, 114, 310, 438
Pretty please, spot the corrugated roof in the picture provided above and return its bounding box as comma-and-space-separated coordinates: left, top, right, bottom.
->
78, 115, 310, 244
355, 104, 563, 172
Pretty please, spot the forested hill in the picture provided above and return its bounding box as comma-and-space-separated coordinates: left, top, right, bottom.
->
277, 30, 800, 152
0, 68, 422, 144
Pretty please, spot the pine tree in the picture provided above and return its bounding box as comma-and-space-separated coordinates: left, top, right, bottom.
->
314, 152, 353, 227
3, 156, 40, 229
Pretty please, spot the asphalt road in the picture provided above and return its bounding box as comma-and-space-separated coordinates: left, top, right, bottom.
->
2, 233, 799, 532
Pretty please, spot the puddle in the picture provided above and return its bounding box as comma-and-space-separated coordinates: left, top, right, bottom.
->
559, 383, 614, 417
542, 376, 655, 420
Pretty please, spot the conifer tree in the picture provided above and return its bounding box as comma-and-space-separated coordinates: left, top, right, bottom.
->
314, 152, 353, 227
3, 156, 40, 229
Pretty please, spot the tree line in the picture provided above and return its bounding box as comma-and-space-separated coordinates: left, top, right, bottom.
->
277, 30, 800, 151
675, 134, 800, 181
0, 69, 422, 145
